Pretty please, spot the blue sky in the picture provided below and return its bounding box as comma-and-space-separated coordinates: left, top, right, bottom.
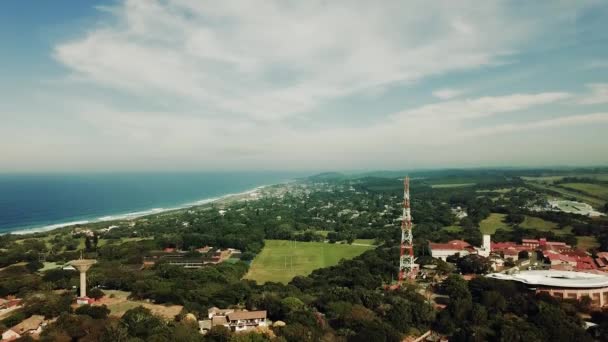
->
1, 0, 607, 172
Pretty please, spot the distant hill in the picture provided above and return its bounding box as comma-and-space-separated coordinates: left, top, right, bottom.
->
307, 172, 347, 181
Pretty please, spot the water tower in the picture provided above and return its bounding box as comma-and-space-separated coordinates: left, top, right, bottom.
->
69, 258, 97, 304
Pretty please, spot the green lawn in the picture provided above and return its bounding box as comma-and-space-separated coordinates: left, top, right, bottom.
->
431, 183, 476, 189
577, 236, 600, 250
476, 188, 513, 193
519, 215, 571, 235
520, 216, 557, 231
479, 213, 511, 234
525, 182, 605, 207
560, 183, 608, 200
353, 239, 378, 246
443, 225, 463, 233
244, 240, 374, 284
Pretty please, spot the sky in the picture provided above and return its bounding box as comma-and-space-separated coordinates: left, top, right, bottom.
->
1, 0, 608, 172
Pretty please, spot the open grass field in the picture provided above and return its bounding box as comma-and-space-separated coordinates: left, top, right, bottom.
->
576, 236, 600, 250
443, 225, 463, 233
244, 240, 374, 284
94, 290, 182, 319
520, 216, 557, 231
479, 213, 511, 234
525, 182, 605, 208
431, 183, 475, 188
560, 183, 608, 200
522, 174, 608, 183
476, 188, 514, 193
520, 215, 572, 235
353, 239, 378, 246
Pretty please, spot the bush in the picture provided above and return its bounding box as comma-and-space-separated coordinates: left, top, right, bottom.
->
75, 305, 110, 319
88, 288, 105, 300
26, 261, 44, 272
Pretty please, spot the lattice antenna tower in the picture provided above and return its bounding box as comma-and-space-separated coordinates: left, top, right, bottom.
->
398, 176, 415, 284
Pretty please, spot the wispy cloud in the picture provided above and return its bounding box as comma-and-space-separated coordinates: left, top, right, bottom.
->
393, 92, 570, 121
579, 83, 608, 105
432, 88, 465, 100
54, 0, 537, 121
1, 0, 606, 171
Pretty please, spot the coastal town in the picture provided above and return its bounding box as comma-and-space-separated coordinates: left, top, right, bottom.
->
0, 169, 608, 341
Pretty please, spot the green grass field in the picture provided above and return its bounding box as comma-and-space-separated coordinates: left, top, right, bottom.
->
560, 183, 608, 200
443, 225, 463, 233
577, 236, 600, 250
520, 216, 557, 231
244, 240, 374, 284
522, 174, 608, 183
519, 215, 572, 235
353, 239, 378, 246
479, 213, 511, 234
525, 182, 605, 207
430, 183, 475, 188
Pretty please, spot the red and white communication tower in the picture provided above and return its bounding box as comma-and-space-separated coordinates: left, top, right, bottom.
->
398, 176, 416, 284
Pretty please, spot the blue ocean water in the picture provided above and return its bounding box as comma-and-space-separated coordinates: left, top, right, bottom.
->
0, 172, 306, 234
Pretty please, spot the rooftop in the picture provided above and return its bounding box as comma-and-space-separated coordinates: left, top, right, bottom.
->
11, 315, 44, 334
486, 270, 608, 288
429, 240, 471, 251
227, 310, 267, 321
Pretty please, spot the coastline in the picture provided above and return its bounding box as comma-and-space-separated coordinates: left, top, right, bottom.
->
6, 183, 273, 236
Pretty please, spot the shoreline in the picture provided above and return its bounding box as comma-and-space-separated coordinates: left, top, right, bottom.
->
6, 183, 273, 236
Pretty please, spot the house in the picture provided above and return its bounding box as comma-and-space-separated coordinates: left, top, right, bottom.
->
0, 297, 21, 310
2, 315, 45, 341
202, 307, 268, 333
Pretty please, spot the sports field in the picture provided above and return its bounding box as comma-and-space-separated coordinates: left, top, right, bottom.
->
431, 183, 475, 188
479, 213, 510, 234
244, 240, 374, 284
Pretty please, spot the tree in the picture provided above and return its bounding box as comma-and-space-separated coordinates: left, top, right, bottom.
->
99, 320, 130, 342
457, 255, 492, 274
121, 306, 168, 340
206, 325, 231, 342
88, 287, 105, 300
75, 304, 110, 319
506, 212, 525, 225
518, 250, 529, 260
26, 260, 44, 272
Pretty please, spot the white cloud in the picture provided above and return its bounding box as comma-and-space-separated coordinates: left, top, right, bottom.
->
393, 92, 570, 121
432, 88, 465, 100
2, 0, 606, 171
579, 83, 608, 105
54, 0, 537, 121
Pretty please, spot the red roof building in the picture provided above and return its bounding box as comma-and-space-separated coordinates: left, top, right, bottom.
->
429, 240, 474, 261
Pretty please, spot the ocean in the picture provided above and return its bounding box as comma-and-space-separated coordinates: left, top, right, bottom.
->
0, 172, 306, 234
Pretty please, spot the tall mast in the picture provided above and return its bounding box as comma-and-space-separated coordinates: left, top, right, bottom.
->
398, 176, 415, 284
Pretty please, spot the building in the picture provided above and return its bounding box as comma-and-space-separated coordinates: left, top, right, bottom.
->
2, 315, 46, 341
200, 307, 268, 333
0, 297, 21, 310
429, 240, 474, 261
522, 238, 569, 250
487, 270, 608, 308
595, 252, 608, 270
